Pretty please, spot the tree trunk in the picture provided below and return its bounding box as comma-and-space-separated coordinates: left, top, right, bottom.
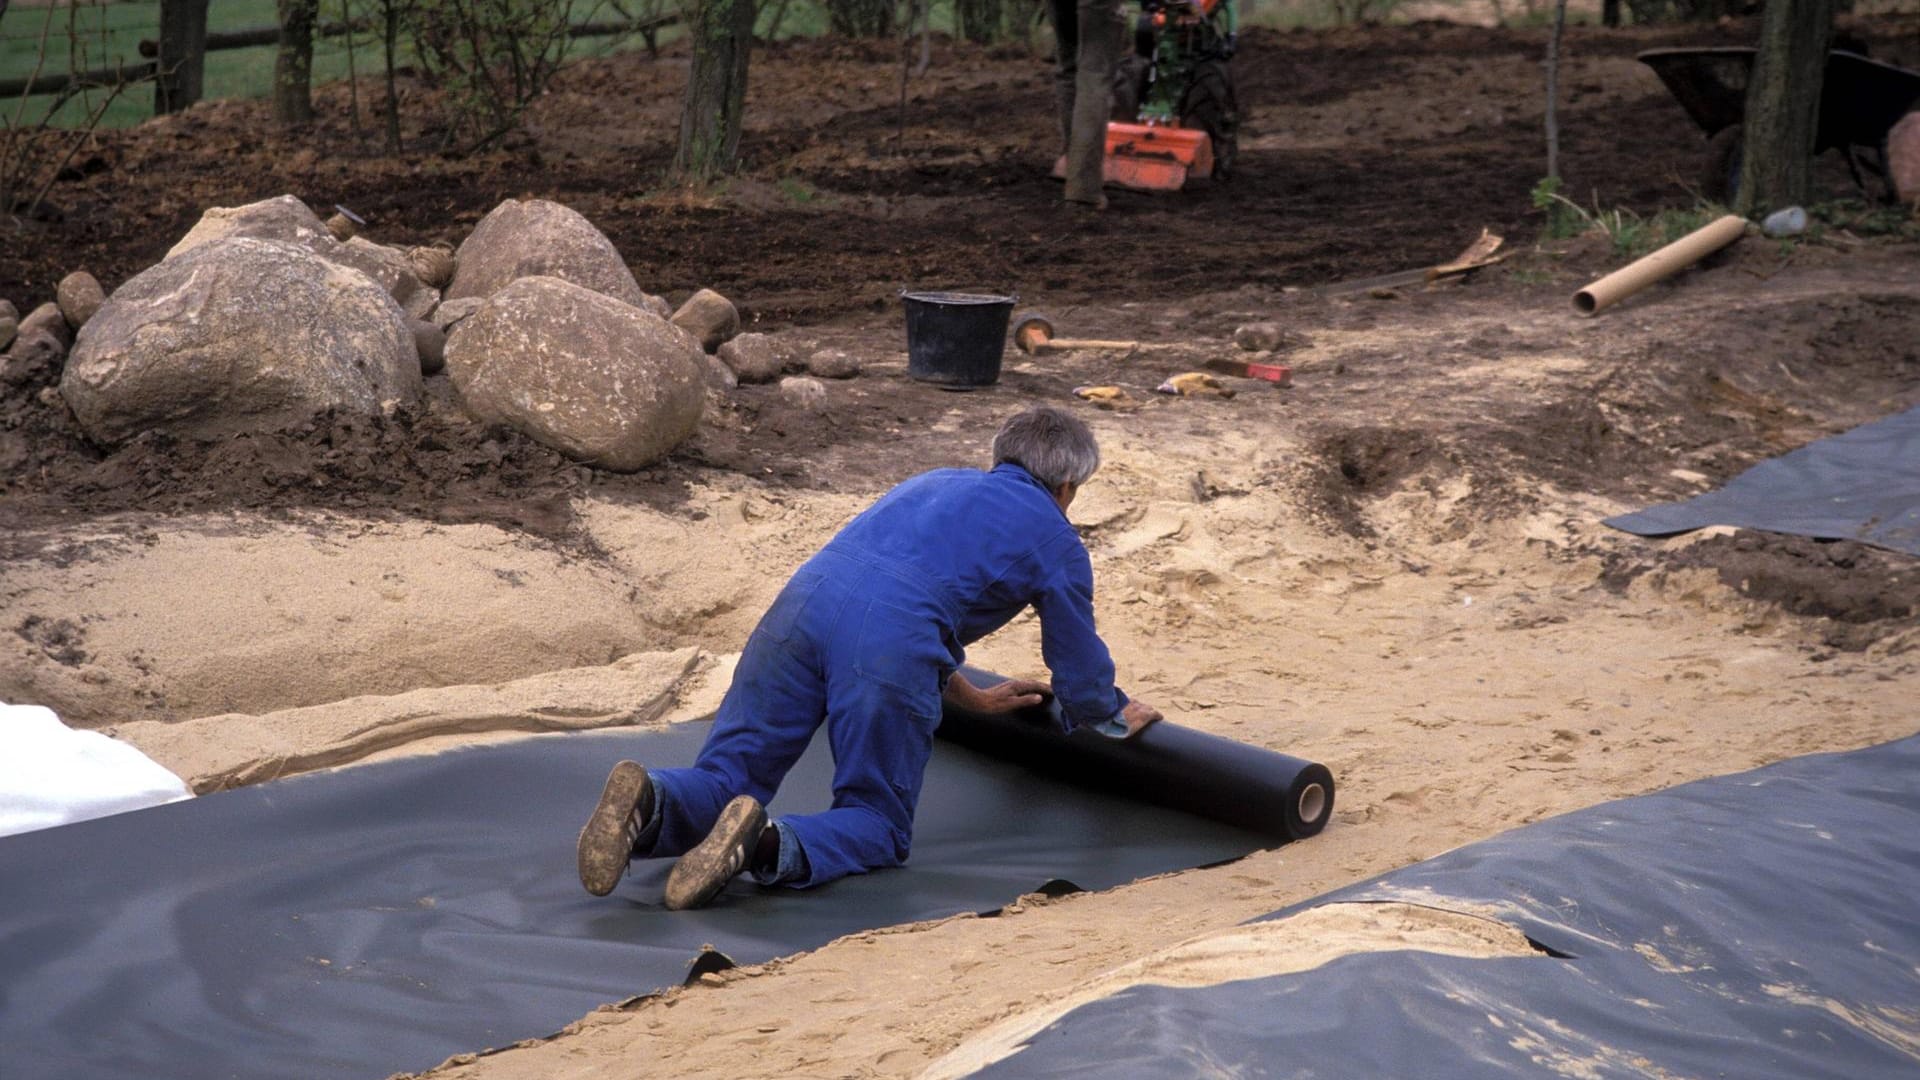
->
672, 0, 754, 182
1064, 0, 1121, 206
382, 0, 401, 154
1545, 0, 1566, 181
155, 0, 210, 114
1736, 0, 1833, 215
274, 0, 319, 126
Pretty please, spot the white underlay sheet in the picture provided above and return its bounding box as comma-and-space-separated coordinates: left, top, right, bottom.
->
1, 703, 192, 838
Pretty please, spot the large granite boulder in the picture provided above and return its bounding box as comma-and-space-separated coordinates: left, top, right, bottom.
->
167, 195, 435, 318
166, 194, 332, 259
445, 199, 651, 309
444, 276, 705, 471
61, 237, 420, 446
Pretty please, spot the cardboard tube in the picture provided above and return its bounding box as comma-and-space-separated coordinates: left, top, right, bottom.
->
1573, 214, 1748, 316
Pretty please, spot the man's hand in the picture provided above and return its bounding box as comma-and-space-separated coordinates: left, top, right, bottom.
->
945, 673, 1051, 715
1119, 700, 1163, 739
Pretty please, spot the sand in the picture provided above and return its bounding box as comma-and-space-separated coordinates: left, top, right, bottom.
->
3, 248, 1917, 1079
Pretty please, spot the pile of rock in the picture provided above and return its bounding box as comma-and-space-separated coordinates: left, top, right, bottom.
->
6, 194, 825, 472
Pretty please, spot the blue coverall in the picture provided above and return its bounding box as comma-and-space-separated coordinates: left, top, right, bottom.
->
640, 462, 1130, 888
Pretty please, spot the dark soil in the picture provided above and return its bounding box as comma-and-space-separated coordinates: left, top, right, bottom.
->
1669, 534, 1920, 651
4, 15, 1920, 639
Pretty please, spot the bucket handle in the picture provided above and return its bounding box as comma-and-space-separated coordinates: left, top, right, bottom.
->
898, 288, 1021, 304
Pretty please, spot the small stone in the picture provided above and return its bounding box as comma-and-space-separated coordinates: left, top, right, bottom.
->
431, 297, 485, 333
1889, 111, 1920, 205
641, 293, 673, 319
406, 246, 457, 290
670, 288, 740, 353
779, 375, 827, 410
716, 333, 790, 384
412, 320, 446, 376
0, 299, 18, 352
1233, 322, 1286, 353
56, 271, 107, 330
704, 353, 737, 391
697, 973, 726, 987
1, 302, 73, 389
805, 347, 860, 379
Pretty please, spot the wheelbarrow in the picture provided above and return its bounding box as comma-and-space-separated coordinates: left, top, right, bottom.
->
1637, 46, 1920, 202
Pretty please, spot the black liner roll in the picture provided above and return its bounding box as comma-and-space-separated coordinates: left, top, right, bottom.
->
938, 666, 1335, 842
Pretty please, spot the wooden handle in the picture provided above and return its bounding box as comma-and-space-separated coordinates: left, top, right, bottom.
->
1040, 338, 1141, 352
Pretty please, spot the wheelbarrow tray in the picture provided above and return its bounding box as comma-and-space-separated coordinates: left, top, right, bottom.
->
1638, 46, 1920, 152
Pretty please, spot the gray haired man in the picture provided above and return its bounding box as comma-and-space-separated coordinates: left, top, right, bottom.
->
578, 406, 1160, 910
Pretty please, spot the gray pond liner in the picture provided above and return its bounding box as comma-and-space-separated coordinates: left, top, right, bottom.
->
0, 670, 1331, 1080
974, 733, 1920, 1079
1605, 402, 1920, 555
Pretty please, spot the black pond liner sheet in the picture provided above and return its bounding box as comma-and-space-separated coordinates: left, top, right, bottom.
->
1605, 402, 1920, 555
0, 678, 1329, 1080
976, 733, 1920, 1079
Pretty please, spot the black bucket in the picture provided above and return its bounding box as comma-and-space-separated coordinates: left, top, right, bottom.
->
902, 291, 1015, 388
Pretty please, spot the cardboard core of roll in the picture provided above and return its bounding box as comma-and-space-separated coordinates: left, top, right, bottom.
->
1573, 214, 1747, 316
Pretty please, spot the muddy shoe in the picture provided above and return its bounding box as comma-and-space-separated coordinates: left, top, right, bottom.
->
577, 760, 653, 897
664, 795, 766, 911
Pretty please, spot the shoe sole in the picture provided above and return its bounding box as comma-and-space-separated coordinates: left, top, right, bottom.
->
578, 760, 650, 897
664, 795, 766, 911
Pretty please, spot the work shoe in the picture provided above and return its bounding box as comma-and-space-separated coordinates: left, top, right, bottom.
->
577, 760, 653, 897
664, 795, 767, 911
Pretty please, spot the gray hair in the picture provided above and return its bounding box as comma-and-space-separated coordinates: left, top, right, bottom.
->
991, 406, 1101, 489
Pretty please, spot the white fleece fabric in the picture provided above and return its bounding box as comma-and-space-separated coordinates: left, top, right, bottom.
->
0, 703, 193, 838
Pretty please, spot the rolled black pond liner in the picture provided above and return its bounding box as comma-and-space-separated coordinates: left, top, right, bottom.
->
0, 672, 1327, 1080
943, 666, 1335, 841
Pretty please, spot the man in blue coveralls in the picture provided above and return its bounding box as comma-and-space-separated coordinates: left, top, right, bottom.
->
577, 405, 1162, 910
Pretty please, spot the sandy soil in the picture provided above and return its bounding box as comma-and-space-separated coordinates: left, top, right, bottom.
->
4, 15, 1919, 1080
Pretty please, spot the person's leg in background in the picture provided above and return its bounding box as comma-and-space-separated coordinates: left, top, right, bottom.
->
1064, 0, 1124, 208
1047, 0, 1080, 155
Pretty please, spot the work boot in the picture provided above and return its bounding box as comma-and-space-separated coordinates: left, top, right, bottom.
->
664, 795, 767, 911
577, 760, 653, 897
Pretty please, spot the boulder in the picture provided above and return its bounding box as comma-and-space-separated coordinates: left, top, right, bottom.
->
1890, 111, 1920, 205
327, 236, 434, 317
779, 375, 827, 410
412, 320, 447, 376
56, 272, 106, 330
431, 296, 486, 333
806, 347, 860, 379
703, 354, 738, 392
1, 303, 73, 389
0, 299, 18, 352
168, 196, 431, 316
444, 276, 705, 471
166, 194, 331, 260
670, 288, 740, 352
716, 332, 790, 384
445, 199, 649, 309
61, 238, 420, 446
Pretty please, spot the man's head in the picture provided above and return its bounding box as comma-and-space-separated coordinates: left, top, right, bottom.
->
992, 406, 1100, 509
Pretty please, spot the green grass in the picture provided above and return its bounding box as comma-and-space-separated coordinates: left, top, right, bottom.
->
3, 0, 707, 130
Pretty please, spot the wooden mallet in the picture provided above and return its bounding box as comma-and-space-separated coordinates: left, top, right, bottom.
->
1013, 312, 1148, 356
